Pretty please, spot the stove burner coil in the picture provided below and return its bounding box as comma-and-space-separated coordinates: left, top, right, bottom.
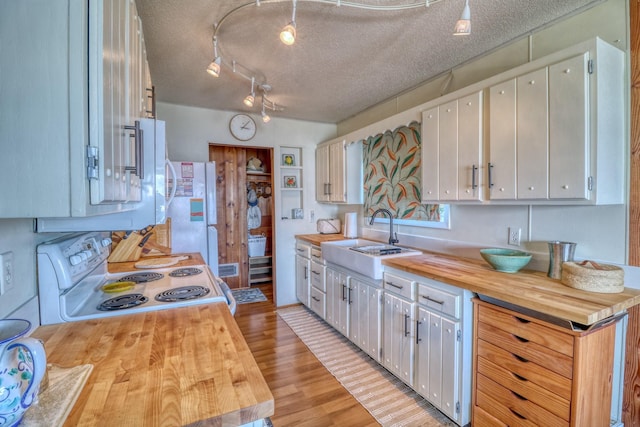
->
97, 294, 149, 311
155, 286, 210, 302
169, 267, 203, 278
117, 272, 164, 283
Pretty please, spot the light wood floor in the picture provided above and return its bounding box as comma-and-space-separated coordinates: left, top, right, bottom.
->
235, 284, 379, 426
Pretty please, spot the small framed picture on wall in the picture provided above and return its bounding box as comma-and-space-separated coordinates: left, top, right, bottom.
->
284, 176, 297, 188
282, 154, 296, 166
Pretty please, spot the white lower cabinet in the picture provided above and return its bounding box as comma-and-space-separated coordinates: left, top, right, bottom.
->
383, 291, 415, 386
317, 264, 472, 426
326, 266, 350, 336
350, 278, 382, 362
295, 253, 310, 307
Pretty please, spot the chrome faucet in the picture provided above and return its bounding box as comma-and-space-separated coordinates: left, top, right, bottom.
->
369, 208, 399, 245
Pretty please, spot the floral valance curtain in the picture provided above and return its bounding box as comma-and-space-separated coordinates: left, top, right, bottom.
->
363, 121, 441, 221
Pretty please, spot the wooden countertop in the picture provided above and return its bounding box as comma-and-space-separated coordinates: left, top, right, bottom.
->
296, 233, 350, 246
383, 253, 640, 326
31, 302, 274, 426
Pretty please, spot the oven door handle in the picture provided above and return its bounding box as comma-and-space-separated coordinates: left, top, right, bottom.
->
218, 280, 237, 316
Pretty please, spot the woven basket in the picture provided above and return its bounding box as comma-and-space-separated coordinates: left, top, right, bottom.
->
561, 260, 624, 293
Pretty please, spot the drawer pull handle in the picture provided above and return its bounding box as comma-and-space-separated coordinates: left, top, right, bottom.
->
514, 316, 531, 324
387, 282, 403, 290
513, 354, 529, 363
509, 408, 527, 420
421, 295, 444, 305
513, 334, 529, 343
312, 296, 320, 302
512, 373, 528, 382
511, 391, 528, 401
312, 270, 320, 275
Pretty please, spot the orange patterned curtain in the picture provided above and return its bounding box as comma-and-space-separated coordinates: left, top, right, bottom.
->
363, 121, 441, 221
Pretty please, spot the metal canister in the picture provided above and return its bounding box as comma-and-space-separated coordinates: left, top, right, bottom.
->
547, 241, 576, 279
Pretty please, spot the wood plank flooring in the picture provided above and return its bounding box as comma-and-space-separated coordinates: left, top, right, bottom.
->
234, 284, 378, 426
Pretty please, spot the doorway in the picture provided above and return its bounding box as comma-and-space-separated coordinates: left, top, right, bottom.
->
209, 144, 275, 301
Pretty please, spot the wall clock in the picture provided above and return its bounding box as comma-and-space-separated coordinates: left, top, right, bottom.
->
229, 114, 256, 141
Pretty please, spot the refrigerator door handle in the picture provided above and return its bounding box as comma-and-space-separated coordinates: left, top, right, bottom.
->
166, 158, 177, 210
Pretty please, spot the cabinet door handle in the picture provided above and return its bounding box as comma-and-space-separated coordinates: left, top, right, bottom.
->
471, 164, 478, 189
342, 283, 347, 301
304, 266, 308, 280
327, 183, 332, 195
421, 295, 444, 305
387, 282, 403, 290
416, 320, 422, 343
347, 286, 352, 305
404, 314, 410, 337
487, 162, 494, 188
124, 121, 144, 178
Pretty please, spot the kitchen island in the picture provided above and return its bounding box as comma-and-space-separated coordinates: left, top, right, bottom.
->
31, 301, 274, 426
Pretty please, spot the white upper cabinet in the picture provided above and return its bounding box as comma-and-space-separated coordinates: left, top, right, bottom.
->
316, 138, 363, 204
488, 43, 623, 204
422, 38, 624, 205
0, 0, 151, 218
422, 91, 483, 203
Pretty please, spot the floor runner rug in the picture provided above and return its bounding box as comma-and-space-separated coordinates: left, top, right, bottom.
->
231, 287, 267, 304
276, 306, 456, 427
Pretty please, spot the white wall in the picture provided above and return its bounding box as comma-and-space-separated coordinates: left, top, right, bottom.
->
157, 102, 339, 306
336, 0, 630, 270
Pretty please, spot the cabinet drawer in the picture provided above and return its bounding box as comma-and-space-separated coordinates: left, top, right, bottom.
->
383, 272, 414, 300
477, 321, 573, 379
310, 287, 326, 319
417, 283, 459, 318
310, 261, 326, 291
477, 357, 570, 421
473, 405, 507, 427
476, 374, 569, 426
477, 339, 571, 400
477, 304, 574, 357
310, 246, 323, 263
296, 242, 311, 258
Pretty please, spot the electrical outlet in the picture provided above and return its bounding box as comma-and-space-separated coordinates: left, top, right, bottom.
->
0, 252, 14, 295
508, 227, 521, 246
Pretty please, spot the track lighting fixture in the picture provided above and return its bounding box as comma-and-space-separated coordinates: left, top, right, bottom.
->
208, 0, 461, 120
453, 0, 470, 36
244, 77, 256, 107
280, 0, 297, 45
206, 37, 222, 77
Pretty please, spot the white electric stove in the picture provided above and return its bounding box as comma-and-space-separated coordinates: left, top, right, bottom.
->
37, 232, 235, 325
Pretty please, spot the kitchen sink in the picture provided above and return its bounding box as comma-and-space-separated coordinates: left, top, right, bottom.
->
321, 239, 421, 280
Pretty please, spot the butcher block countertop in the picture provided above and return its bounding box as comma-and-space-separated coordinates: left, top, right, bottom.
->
383, 253, 640, 326
295, 233, 348, 246
31, 255, 274, 426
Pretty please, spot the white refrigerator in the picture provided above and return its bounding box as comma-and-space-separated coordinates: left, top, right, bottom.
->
166, 161, 219, 275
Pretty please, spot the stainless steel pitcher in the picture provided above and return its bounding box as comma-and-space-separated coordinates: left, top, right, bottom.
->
548, 241, 576, 279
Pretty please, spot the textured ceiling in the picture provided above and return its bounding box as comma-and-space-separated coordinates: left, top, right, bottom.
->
136, 0, 602, 124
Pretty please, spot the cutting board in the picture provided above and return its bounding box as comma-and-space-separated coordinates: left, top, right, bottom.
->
134, 256, 190, 269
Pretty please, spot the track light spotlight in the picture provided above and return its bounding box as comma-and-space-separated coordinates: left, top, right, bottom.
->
207, 37, 222, 76
280, 0, 297, 45
453, 0, 470, 36
244, 77, 256, 107
262, 109, 271, 123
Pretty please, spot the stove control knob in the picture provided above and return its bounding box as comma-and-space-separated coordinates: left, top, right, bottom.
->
69, 254, 83, 265
78, 251, 89, 261
83, 250, 93, 259
101, 238, 112, 247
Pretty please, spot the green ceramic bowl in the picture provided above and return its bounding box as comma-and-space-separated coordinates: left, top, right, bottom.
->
480, 248, 532, 273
